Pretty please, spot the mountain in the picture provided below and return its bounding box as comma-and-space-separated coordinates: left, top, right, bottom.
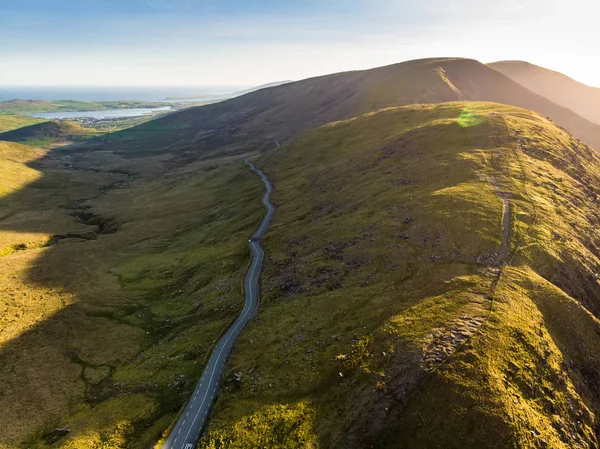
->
198, 101, 600, 448
490, 60, 600, 125
0, 121, 98, 148
160, 82, 293, 102
105, 57, 600, 156
7, 98, 600, 449
4, 60, 600, 449
232, 80, 294, 96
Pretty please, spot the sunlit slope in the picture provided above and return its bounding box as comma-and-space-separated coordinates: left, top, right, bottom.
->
105, 57, 600, 155
0, 141, 45, 200
0, 121, 98, 148
199, 102, 600, 448
0, 115, 46, 133
490, 60, 600, 126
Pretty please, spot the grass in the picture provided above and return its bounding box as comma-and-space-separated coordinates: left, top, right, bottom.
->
197, 102, 600, 448
0, 141, 46, 200
2, 100, 600, 448
0, 121, 101, 149
0, 115, 47, 132
98, 57, 600, 160
0, 140, 264, 448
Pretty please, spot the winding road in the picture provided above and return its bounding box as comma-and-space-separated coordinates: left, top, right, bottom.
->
162, 158, 274, 449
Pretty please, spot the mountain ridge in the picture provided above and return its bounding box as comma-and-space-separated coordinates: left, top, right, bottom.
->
104, 57, 600, 156
198, 101, 600, 448
489, 60, 600, 126
3, 58, 600, 449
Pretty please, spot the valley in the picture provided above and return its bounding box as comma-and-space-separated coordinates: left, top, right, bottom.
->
2, 57, 600, 449
0, 139, 265, 448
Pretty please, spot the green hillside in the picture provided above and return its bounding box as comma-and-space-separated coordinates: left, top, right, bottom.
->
3, 68, 600, 449
0, 115, 47, 133
103, 57, 600, 156
0, 139, 264, 448
197, 102, 600, 448
0, 121, 99, 148
490, 60, 600, 126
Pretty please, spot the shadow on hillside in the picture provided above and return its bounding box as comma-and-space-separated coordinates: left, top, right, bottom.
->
4, 108, 600, 448
0, 143, 159, 446
0, 138, 248, 446
0, 132, 275, 447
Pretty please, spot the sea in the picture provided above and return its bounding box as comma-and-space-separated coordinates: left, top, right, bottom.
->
0, 86, 249, 102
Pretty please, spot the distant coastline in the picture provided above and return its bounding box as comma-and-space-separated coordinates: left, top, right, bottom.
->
28, 106, 173, 120
0, 86, 250, 102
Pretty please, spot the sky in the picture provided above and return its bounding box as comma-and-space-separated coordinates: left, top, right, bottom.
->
1, 0, 600, 87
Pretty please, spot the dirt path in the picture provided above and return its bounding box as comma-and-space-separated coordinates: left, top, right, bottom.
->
490, 175, 511, 266
421, 171, 513, 371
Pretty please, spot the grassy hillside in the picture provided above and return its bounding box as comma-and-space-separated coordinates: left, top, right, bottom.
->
0, 121, 99, 148
0, 115, 47, 133
490, 61, 600, 126
103, 57, 600, 156
197, 102, 600, 448
0, 141, 265, 448
3, 98, 600, 449
0, 99, 166, 115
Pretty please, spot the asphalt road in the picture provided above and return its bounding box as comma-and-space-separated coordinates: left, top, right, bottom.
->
162, 158, 274, 449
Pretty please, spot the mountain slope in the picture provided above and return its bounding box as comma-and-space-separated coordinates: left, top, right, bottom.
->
105, 57, 600, 155
0, 139, 265, 448
4, 99, 600, 447
0, 115, 46, 133
197, 102, 600, 448
232, 80, 294, 96
490, 60, 600, 126
0, 121, 98, 148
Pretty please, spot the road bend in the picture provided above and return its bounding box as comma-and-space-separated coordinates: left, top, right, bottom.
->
162, 158, 274, 449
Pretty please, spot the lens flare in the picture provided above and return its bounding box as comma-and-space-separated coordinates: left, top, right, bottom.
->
457, 108, 484, 127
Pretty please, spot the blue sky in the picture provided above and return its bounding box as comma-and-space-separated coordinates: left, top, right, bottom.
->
1, 0, 599, 86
